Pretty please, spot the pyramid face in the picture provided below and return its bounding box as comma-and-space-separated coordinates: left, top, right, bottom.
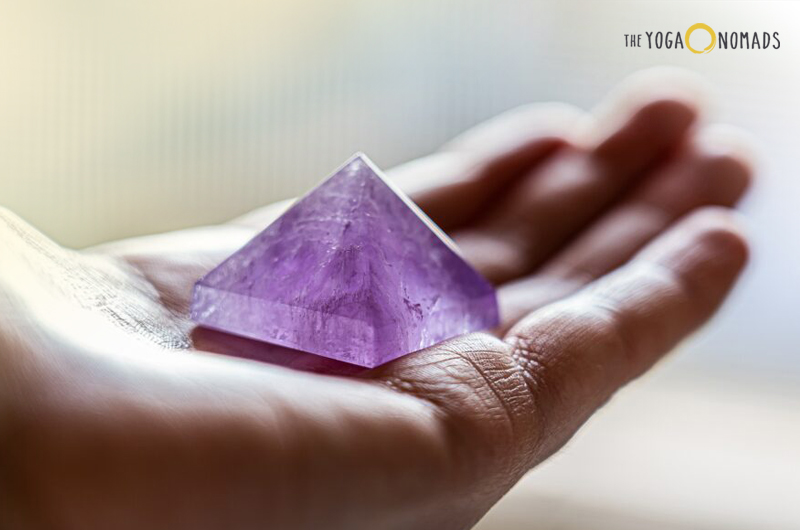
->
191, 153, 499, 367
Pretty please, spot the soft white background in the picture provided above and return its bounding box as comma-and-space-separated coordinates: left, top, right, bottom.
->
0, 1, 798, 527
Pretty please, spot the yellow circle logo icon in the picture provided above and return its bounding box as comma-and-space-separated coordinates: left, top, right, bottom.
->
686, 23, 716, 54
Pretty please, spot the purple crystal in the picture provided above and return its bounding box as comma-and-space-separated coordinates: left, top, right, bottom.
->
191, 153, 499, 367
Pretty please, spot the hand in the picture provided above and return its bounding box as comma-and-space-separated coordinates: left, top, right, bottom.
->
0, 70, 752, 530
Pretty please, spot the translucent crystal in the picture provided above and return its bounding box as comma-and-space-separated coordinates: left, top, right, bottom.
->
191, 153, 499, 367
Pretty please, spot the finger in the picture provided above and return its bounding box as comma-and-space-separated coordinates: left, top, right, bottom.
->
504, 206, 748, 457
499, 125, 754, 327
235, 104, 581, 233
370, 206, 747, 481
455, 96, 699, 285
441, 102, 588, 154
391, 138, 565, 232
229, 142, 562, 234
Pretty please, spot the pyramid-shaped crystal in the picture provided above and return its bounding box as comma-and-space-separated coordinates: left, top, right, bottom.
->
191, 153, 499, 367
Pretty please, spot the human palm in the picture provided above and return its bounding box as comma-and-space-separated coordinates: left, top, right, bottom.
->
0, 73, 752, 530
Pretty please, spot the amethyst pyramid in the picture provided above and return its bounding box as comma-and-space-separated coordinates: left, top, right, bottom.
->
191, 153, 499, 367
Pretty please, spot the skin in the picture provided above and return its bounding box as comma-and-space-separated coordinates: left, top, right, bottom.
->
0, 70, 753, 530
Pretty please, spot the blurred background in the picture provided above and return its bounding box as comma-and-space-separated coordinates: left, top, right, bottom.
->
0, 1, 797, 528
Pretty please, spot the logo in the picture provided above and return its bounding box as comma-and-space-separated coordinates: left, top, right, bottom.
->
685, 23, 716, 54
624, 24, 780, 53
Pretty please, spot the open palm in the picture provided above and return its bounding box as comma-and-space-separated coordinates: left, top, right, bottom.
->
0, 72, 752, 530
